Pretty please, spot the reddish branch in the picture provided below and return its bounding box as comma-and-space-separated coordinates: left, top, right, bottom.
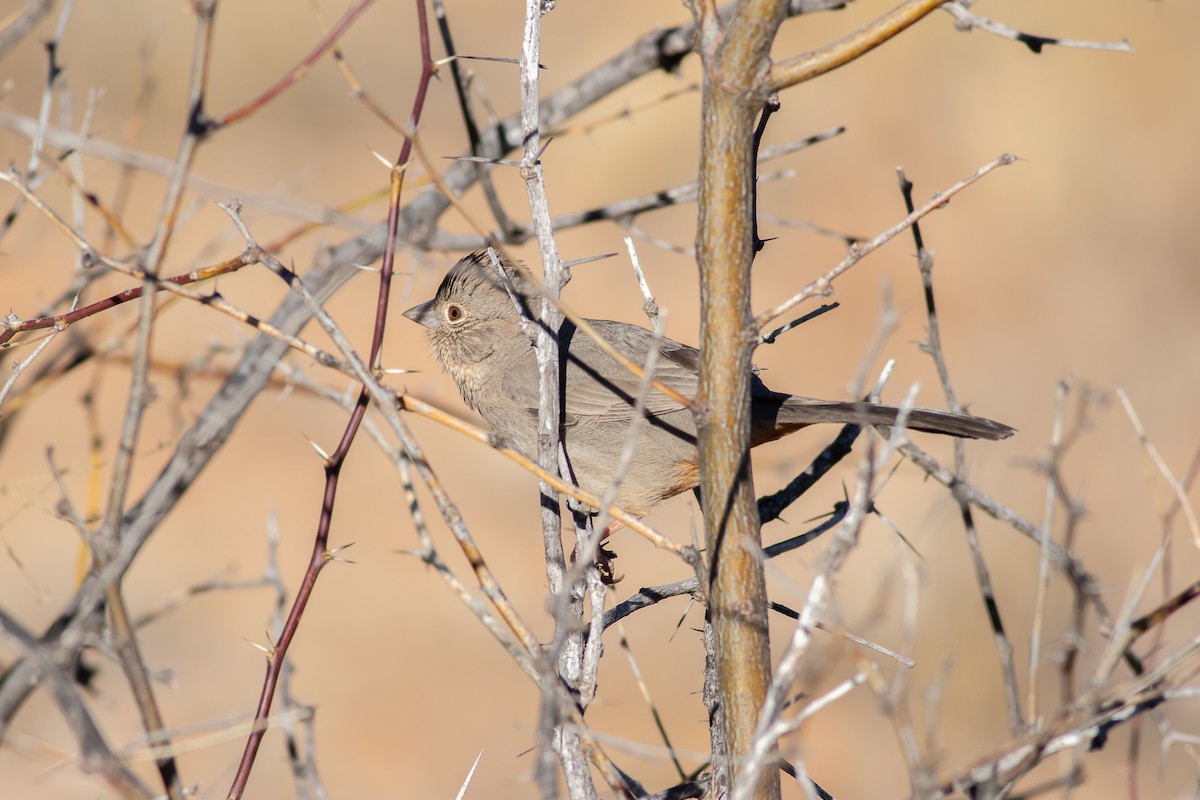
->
226, 1, 434, 795
217, 0, 379, 130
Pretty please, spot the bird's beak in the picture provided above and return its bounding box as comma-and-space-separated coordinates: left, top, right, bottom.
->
402, 299, 439, 330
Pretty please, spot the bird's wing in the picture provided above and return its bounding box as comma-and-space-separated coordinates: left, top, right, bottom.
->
500, 319, 699, 423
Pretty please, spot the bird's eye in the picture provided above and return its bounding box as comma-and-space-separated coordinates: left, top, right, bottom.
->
445, 303, 464, 322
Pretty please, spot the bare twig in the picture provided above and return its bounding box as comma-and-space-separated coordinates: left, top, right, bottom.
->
0, 324, 62, 411
1027, 380, 1069, 726
433, 0, 520, 239
514, 2, 600, 796
1116, 387, 1200, 550
216, 0, 377, 129
941, 2, 1134, 54
897, 166, 1022, 735
308, 0, 405, 136
0, 110, 374, 226
0, 609, 153, 798
0, 0, 55, 61
0, 171, 353, 370
225, 0, 436, 790
86, 4, 219, 797
625, 237, 662, 333
769, 0, 948, 92
757, 154, 1017, 328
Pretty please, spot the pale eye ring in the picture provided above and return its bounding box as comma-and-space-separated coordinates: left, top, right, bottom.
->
445, 303, 464, 323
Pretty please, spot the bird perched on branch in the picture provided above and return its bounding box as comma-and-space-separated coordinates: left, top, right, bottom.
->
404, 251, 1013, 522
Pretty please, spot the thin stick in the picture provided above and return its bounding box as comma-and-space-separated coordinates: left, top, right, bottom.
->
1027, 381, 1068, 725
216, 0, 377, 129
0, 324, 61, 410
769, 0, 949, 92
755, 154, 1017, 328
941, 2, 1133, 54
898, 166, 1023, 735
625, 237, 662, 333
1116, 387, 1200, 550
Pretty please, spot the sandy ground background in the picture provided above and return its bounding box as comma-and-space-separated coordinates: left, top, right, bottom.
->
2, 1, 1198, 797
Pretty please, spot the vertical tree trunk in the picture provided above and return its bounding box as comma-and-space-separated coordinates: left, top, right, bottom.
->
695, 4, 788, 798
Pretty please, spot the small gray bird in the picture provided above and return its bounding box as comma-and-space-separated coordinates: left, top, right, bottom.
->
404, 252, 1013, 519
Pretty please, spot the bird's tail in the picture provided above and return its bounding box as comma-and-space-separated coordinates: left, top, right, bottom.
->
753, 396, 1014, 444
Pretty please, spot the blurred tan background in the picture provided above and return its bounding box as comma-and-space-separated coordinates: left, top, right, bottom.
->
2, 1, 1198, 797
